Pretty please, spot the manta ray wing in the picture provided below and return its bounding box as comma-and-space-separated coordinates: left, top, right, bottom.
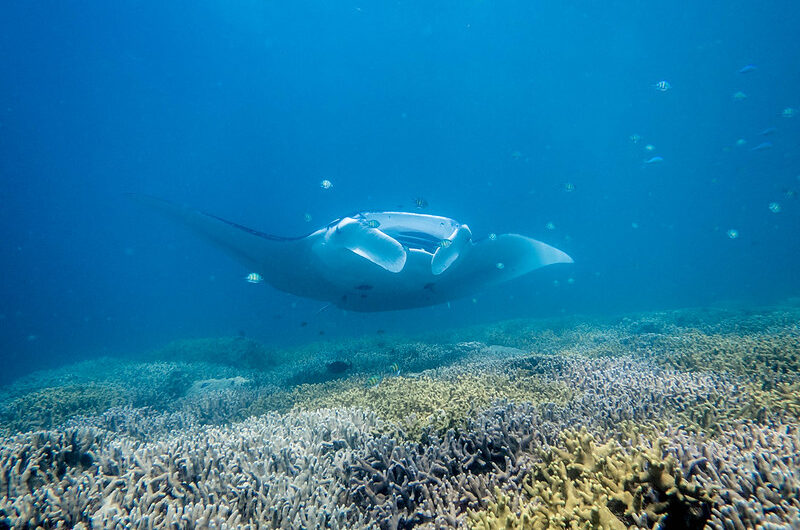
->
433, 234, 573, 296
127, 194, 333, 299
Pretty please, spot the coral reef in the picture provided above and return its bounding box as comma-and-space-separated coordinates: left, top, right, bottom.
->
664, 422, 800, 528
185, 375, 250, 396
469, 429, 713, 529
0, 383, 127, 433
1, 304, 800, 528
0, 410, 379, 528
148, 336, 277, 371
0, 360, 262, 433
290, 371, 572, 440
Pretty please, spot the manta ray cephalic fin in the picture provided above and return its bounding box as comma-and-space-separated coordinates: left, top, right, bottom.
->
329, 217, 407, 273
431, 224, 472, 275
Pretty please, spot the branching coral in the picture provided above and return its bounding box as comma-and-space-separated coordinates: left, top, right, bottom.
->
469, 429, 713, 530
663, 422, 800, 528
0, 384, 127, 433
1, 305, 799, 529
0, 410, 380, 529
290, 371, 572, 440
148, 336, 277, 370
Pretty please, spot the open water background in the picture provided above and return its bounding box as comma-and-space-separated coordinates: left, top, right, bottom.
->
2, 1, 799, 382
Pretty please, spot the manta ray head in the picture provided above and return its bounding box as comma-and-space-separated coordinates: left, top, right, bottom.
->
321, 212, 471, 276
312, 211, 573, 310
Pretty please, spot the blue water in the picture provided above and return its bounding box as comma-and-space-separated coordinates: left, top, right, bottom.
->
2, 1, 799, 382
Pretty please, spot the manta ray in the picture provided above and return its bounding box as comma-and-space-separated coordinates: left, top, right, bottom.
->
131, 195, 573, 311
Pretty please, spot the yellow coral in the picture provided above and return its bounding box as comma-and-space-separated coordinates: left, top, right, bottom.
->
469, 429, 713, 530
248, 370, 571, 440
294, 372, 572, 439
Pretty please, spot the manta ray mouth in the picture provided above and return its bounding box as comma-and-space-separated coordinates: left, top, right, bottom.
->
354, 211, 461, 255
390, 231, 442, 253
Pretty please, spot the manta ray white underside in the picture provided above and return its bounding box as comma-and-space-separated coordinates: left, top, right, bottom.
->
132, 195, 573, 311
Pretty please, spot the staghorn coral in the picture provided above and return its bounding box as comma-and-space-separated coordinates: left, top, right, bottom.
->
517, 356, 778, 434
469, 429, 713, 530
623, 328, 800, 382
0, 409, 381, 529
0, 383, 127, 433
345, 401, 564, 528
429, 304, 800, 387
0, 359, 265, 433
1, 304, 800, 528
61, 406, 200, 441
290, 371, 572, 440
662, 422, 800, 528
147, 336, 278, 370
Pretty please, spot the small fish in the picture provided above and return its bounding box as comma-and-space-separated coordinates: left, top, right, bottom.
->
545, 222, 555, 231
563, 182, 575, 192
629, 134, 641, 144
438, 239, 453, 249
644, 156, 664, 164
732, 91, 747, 101
654, 80, 671, 92
782, 107, 796, 119
768, 202, 781, 213
388, 363, 400, 376
245, 273, 263, 284
496, 262, 505, 270
735, 139, 747, 147
510, 150, 523, 159
751, 141, 773, 151
738, 64, 757, 74
320, 179, 333, 190
644, 144, 655, 152
303, 213, 313, 222
414, 197, 429, 209
727, 229, 739, 239
365, 219, 381, 228
366, 375, 382, 388
759, 127, 777, 136
488, 233, 497, 241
